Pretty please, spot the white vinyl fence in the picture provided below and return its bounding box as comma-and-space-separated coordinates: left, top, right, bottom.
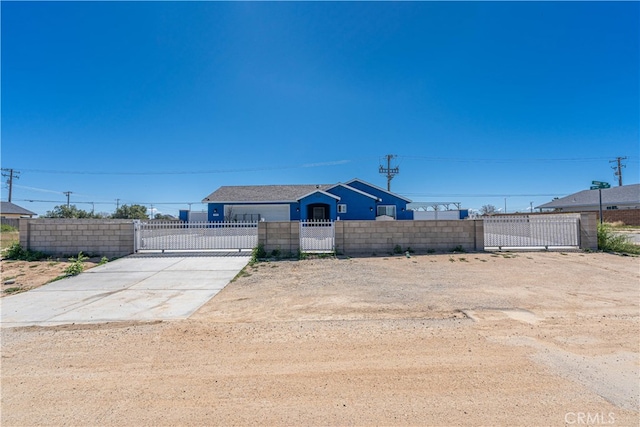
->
134, 221, 258, 252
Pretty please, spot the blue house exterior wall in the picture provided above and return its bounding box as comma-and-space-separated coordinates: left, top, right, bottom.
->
204, 179, 413, 222
297, 192, 337, 220
347, 180, 413, 220
207, 203, 226, 221
290, 203, 301, 221
326, 186, 376, 220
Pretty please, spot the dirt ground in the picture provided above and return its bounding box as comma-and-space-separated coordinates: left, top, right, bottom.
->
1, 257, 101, 296
1, 251, 639, 426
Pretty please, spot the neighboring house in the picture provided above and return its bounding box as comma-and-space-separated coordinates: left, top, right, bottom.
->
0, 201, 37, 219
201, 178, 413, 222
536, 184, 640, 212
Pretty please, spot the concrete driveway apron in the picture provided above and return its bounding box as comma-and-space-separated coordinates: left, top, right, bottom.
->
1, 253, 250, 328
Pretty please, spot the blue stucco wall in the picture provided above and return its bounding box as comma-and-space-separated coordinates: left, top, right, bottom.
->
326, 186, 376, 220
207, 203, 226, 221
298, 192, 337, 220
346, 180, 413, 220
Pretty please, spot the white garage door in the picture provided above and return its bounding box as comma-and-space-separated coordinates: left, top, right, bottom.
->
225, 204, 290, 222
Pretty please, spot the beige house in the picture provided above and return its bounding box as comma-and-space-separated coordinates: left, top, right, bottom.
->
1, 201, 37, 219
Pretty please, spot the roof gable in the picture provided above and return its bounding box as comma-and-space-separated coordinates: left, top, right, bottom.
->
537, 184, 640, 209
344, 178, 412, 203
296, 189, 341, 202
1, 202, 37, 216
325, 183, 379, 201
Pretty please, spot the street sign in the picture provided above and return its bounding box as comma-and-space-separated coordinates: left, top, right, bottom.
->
591, 180, 611, 224
591, 181, 610, 189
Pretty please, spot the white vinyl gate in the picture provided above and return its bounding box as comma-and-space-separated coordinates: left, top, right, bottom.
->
483, 214, 580, 250
300, 220, 335, 253
134, 221, 258, 253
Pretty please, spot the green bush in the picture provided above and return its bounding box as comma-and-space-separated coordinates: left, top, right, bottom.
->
251, 244, 267, 263
598, 223, 640, 255
1, 224, 17, 232
4, 243, 48, 261
64, 252, 89, 276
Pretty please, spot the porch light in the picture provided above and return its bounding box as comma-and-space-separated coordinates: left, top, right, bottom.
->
370, 207, 373, 212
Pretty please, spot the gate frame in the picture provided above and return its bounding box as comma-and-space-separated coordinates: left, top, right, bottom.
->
483, 213, 582, 251
134, 220, 258, 253
299, 219, 335, 253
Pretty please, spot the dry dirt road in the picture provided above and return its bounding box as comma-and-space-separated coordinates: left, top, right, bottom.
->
2, 251, 639, 426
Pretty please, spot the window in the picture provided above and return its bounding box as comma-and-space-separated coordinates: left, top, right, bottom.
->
377, 205, 396, 219
338, 204, 347, 214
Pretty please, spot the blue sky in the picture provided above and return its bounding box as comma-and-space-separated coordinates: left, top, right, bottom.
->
2, 1, 638, 217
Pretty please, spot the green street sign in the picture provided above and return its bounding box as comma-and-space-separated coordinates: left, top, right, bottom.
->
592, 180, 604, 185
590, 186, 599, 190
591, 181, 610, 189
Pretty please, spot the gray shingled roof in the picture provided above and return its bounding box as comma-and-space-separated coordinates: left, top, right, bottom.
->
1, 201, 37, 216
202, 184, 333, 203
537, 184, 640, 209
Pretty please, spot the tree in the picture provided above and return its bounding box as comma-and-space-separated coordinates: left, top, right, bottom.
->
154, 213, 175, 220
480, 204, 498, 216
111, 204, 149, 220
44, 205, 102, 219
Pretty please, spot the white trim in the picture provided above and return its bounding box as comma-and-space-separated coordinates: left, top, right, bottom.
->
296, 189, 341, 202
325, 183, 380, 200
345, 178, 412, 202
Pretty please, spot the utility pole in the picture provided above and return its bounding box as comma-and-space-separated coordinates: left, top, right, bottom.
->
610, 157, 627, 187
1, 168, 20, 202
378, 154, 399, 191
63, 191, 72, 208
116, 199, 120, 210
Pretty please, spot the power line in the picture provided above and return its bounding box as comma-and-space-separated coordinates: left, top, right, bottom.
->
400, 193, 566, 198
17, 159, 354, 176
12, 155, 636, 176
1, 168, 20, 202
15, 199, 204, 205
400, 155, 637, 164
379, 154, 399, 191
610, 156, 627, 186
63, 191, 72, 208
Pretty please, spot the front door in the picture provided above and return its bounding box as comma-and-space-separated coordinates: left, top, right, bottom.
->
312, 206, 325, 220
306, 203, 329, 220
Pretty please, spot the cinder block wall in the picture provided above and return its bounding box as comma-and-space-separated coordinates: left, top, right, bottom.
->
259, 220, 483, 256
258, 221, 300, 255
336, 220, 483, 256
19, 219, 135, 258
579, 212, 599, 251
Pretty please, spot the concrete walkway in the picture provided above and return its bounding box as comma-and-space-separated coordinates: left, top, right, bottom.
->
0, 253, 250, 328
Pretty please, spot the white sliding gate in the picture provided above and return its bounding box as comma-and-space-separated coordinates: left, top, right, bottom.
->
300, 220, 335, 253
134, 221, 258, 253
483, 214, 580, 250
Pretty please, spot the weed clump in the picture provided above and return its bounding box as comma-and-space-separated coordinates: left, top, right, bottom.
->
598, 223, 640, 255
